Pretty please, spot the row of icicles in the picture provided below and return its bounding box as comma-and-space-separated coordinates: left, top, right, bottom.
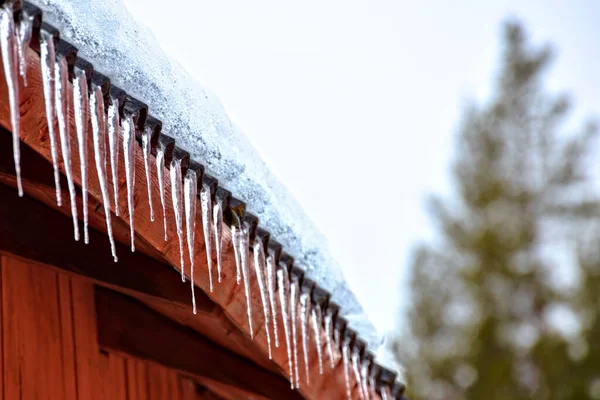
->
0, 4, 392, 399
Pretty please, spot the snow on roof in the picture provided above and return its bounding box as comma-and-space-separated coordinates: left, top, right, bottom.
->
31, 0, 382, 350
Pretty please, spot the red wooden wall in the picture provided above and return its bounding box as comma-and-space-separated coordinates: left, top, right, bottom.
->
0, 255, 207, 400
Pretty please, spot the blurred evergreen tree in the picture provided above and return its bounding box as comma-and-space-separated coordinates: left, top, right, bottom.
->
395, 21, 600, 400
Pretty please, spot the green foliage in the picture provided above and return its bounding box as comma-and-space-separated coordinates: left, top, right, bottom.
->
396, 21, 600, 400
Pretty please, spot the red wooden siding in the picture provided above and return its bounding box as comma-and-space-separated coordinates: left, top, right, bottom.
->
0, 255, 211, 400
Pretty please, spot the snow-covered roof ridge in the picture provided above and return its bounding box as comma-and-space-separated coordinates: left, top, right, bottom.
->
28, 0, 382, 352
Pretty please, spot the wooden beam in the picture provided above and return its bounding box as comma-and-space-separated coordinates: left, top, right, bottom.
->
0, 161, 215, 313
95, 286, 302, 400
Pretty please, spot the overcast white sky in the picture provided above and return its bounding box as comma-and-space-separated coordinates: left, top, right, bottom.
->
124, 0, 600, 338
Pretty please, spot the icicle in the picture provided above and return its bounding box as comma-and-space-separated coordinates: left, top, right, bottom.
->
141, 127, 154, 222
381, 386, 391, 400
277, 268, 294, 389
40, 31, 62, 206
311, 305, 324, 374
122, 115, 136, 252
300, 293, 310, 386
200, 184, 214, 290
170, 158, 185, 281
233, 223, 253, 339
184, 169, 197, 314
156, 144, 168, 240
360, 360, 371, 400
290, 278, 300, 389
369, 375, 377, 400
342, 341, 352, 400
1, 4, 23, 196
232, 224, 242, 285
16, 10, 33, 86
253, 239, 272, 359
267, 254, 280, 348
107, 97, 120, 216
325, 309, 336, 368
213, 196, 223, 283
352, 349, 366, 400
55, 58, 79, 241
90, 85, 118, 262
73, 69, 89, 244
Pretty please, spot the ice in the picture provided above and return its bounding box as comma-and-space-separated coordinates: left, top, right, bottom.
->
0, 3, 22, 196
368, 375, 377, 400
16, 10, 33, 86
266, 254, 280, 348
253, 239, 272, 359
184, 169, 197, 314
121, 114, 136, 251
324, 309, 335, 368
141, 127, 154, 221
300, 293, 310, 385
55, 58, 79, 241
290, 278, 300, 389
34, 0, 381, 351
107, 97, 120, 217
381, 386, 391, 400
200, 184, 214, 291
232, 223, 253, 338
39, 32, 62, 206
360, 359, 371, 400
90, 85, 118, 262
155, 144, 167, 241
311, 305, 324, 375
213, 196, 223, 283
352, 348, 366, 400
73, 68, 89, 244
342, 341, 352, 400
277, 267, 294, 389
170, 157, 185, 281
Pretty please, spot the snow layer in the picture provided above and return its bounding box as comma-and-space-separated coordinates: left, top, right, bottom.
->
31, 0, 381, 350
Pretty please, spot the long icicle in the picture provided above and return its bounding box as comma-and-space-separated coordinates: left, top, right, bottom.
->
311, 304, 324, 375
381, 386, 391, 400
267, 254, 280, 348
184, 169, 198, 314
122, 115, 136, 252
40, 31, 62, 205
90, 85, 118, 262
369, 375, 377, 400
277, 268, 294, 389
233, 225, 242, 285
55, 58, 79, 241
200, 184, 214, 291
107, 96, 120, 216
360, 359, 372, 400
325, 309, 336, 368
170, 158, 185, 282
290, 278, 300, 389
352, 348, 366, 400
342, 340, 352, 400
300, 293, 310, 386
156, 144, 168, 240
141, 127, 154, 222
253, 239, 272, 359
213, 196, 223, 283
16, 10, 33, 86
73, 68, 89, 244
1, 4, 23, 196
240, 223, 253, 339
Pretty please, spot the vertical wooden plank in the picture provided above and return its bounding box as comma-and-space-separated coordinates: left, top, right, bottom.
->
135, 359, 150, 399
180, 377, 199, 400
104, 353, 129, 400
0, 257, 4, 400
70, 278, 101, 400
147, 362, 171, 400
57, 274, 78, 400
1, 257, 66, 399
126, 359, 139, 400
